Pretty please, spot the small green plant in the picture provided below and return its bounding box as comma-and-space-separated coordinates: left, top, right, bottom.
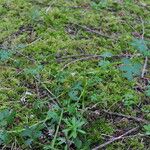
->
123, 93, 137, 107
0, 50, 12, 62
98, 60, 111, 68
98, 51, 113, 68
21, 124, 44, 146
120, 58, 142, 80
143, 124, 150, 135
0, 0, 149, 149
68, 81, 83, 101
0, 109, 15, 128
131, 38, 149, 56
63, 117, 86, 139
145, 85, 150, 97
24, 65, 43, 75
30, 7, 41, 22
0, 131, 10, 145
91, 0, 108, 10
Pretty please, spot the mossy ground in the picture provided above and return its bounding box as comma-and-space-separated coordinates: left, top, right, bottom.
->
0, 0, 150, 149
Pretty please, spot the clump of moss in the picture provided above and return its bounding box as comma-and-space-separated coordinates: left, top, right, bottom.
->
85, 118, 114, 145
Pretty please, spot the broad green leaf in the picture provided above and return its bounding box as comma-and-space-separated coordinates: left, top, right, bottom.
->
145, 85, 150, 97
24, 65, 43, 75
47, 110, 59, 123
120, 58, 142, 80
131, 38, 149, 56
21, 124, 44, 145
101, 52, 113, 58
91, 0, 108, 10
144, 124, 150, 135
0, 50, 12, 61
68, 82, 83, 101
98, 60, 111, 68
0, 131, 10, 144
69, 90, 79, 101
0, 109, 15, 128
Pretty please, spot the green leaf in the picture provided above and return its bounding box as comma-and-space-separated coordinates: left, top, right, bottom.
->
0, 109, 15, 128
63, 117, 85, 139
69, 90, 79, 101
145, 85, 150, 97
68, 82, 83, 101
143, 124, 150, 135
73, 138, 82, 149
123, 93, 137, 107
0, 50, 12, 61
91, 0, 108, 10
98, 60, 110, 68
0, 131, 10, 144
24, 65, 43, 75
47, 110, 59, 123
30, 8, 41, 21
101, 52, 113, 58
21, 124, 44, 145
120, 58, 142, 80
131, 38, 149, 56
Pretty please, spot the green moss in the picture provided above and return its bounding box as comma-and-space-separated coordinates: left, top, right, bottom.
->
86, 119, 114, 144
0, 0, 149, 149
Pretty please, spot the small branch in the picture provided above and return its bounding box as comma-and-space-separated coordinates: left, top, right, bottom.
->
58, 53, 141, 60
140, 17, 148, 78
92, 127, 139, 150
56, 54, 97, 60
51, 110, 63, 149
141, 56, 148, 78
61, 54, 141, 70
61, 55, 99, 70
86, 103, 149, 124
92, 110, 149, 124
74, 23, 115, 39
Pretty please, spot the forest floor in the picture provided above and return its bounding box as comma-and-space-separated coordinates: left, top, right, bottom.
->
0, 0, 150, 150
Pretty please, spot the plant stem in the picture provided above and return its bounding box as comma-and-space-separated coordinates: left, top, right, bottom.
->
51, 110, 64, 149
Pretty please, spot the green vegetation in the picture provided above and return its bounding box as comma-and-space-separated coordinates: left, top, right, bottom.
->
0, 0, 150, 149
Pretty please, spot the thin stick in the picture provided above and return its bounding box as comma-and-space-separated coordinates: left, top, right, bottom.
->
140, 17, 148, 78
58, 53, 141, 60
61, 54, 141, 70
94, 110, 149, 124
141, 56, 148, 78
92, 127, 139, 150
75, 24, 114, 39
56, 54, 97, 59
51, 110, 63, 149
61, 56, 98, 70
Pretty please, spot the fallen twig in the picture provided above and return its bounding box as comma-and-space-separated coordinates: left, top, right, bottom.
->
74, 23, 115, 39
51, 110, 63, 149
92, 127, 139, 150
86, 104, 149, 124
56, 54, 97, 60
140, 17, 148, 78
101, 110, 149, 124
89, 109, 149, 124
58, 53, 141, 60
61, 55, 99, 70
60, 54, 141, 70
141, 56, 148, 78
